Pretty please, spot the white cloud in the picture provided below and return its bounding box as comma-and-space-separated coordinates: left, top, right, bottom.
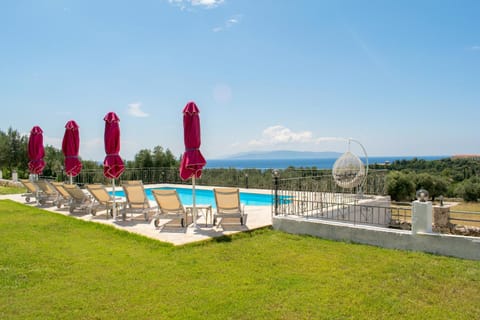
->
248, 125, 313, 147
168, 0, 187, 10
191, 0, 224, 8
215, 125, 362, 158
127, 102, 149, 118
213, 14, 242, 32
169, 0, 224, 10
314, 136, 348, 144
238, 126, 358, 154
226, 17, 239, 27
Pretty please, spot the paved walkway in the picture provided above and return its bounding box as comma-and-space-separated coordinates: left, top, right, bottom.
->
0, 185, 273, 245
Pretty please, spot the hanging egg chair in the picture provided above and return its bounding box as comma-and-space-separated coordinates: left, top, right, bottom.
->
332, 151, 366, 189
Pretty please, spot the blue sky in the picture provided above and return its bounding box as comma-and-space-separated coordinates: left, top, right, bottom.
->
1, 0, 479, 161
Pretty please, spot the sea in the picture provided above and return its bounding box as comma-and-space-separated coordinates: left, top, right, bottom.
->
205, 156, 449, 170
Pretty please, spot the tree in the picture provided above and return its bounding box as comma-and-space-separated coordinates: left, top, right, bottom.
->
163, 149, 178, 167
430, 176, 449, 201
133, 146, 180, 168
415, 173, 449, 201
43, 145, 63, 178
454, 177, 480, 202
415, 173, 434, 193
152, 146, 165, 167
0, 129, 8, 169
0, 128, 28, 178
134, 149, 153, 168
82, 160, 102, 170
386, 171, 416, 201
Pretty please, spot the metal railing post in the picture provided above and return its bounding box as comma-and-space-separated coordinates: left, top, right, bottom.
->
273, 170, 279, 216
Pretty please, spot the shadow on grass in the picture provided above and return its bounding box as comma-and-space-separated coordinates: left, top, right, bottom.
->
212, 226, 273, 243
213, 235, 233, 243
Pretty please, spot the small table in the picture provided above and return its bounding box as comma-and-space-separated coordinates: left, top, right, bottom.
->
109, 198, 127, 220
186, 205, 212, 227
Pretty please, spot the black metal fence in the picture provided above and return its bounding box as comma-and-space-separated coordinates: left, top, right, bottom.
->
70, 168, 184, 186
449, 210, 480, 226
271, 171, 397, 227
389, 203, 413, 225
67, 167, 272, 188
61, 167, 388, 191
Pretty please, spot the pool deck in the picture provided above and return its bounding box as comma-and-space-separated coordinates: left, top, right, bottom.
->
0, 184, 273, 245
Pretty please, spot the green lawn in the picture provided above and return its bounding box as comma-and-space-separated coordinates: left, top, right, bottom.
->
1, 200, 479, 319
0, 185, 25, 195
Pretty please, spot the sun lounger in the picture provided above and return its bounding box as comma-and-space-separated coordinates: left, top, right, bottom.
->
62, 184, 93, 214
19, 179, 57, 205
19, 179, 38, 203
86, 184, 126, 219
122, 183, 156, 221
122, 180, 143, 185
50, 182, 72, 208
151, 189, 191, 228
36, 180, 61, 206
213, 187, 245, 226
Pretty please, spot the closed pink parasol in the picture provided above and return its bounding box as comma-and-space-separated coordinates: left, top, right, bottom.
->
179, 101, 206, 227
28, 126, 45, 175
103, 112, 125, 219
62, 120, 82, 182
103, 112, 125, 179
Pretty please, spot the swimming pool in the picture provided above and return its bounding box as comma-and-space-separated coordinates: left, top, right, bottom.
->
113, 186, 275, 207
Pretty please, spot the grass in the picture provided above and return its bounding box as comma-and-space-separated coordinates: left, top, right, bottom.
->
0, 185, 25, 195
1, 200, 479, 319
450, 202, 480, 227
451, 201, 480, 211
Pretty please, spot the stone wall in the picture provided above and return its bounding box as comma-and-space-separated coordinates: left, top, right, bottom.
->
0, 179, 23, 188
273, 216, 480, 260
432, 204, 480, 237
273, 200, 480, 260
433, 205, 449, 227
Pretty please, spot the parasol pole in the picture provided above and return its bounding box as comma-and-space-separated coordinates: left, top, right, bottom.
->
192, 176, 197, 228
69, 175, 73, 185
112, 179, 116, 219
35, 173, 39, 206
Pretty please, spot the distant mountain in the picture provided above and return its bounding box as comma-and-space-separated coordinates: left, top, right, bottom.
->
223, 150, 343, 160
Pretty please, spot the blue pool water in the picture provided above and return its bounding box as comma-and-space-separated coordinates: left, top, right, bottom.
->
113, 186, 275, 207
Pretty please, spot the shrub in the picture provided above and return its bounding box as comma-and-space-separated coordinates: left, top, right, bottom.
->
415, 173, 449, 201
386, 171, 416, 201
455, 180, 480, 202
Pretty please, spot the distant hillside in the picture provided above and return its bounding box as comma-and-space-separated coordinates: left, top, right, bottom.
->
224, 150, 342, 160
